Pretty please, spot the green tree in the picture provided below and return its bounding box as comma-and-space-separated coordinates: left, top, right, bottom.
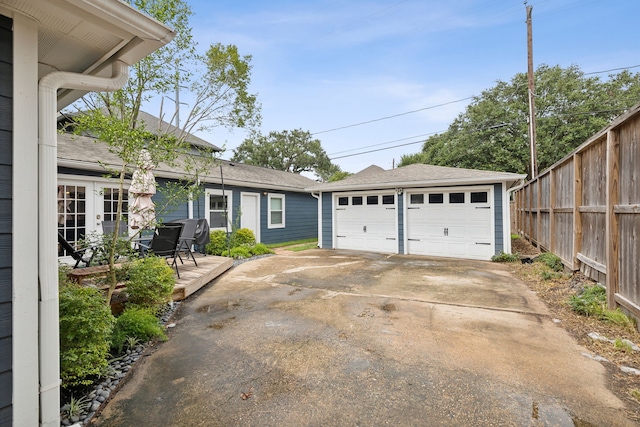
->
71, 0, 261, 304
399, 65, 640, 176
231, 129, 338, 180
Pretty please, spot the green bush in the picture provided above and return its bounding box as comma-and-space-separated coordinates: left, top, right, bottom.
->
491, 251, 519, 263
223, 246, 252, 259
206, 230, 229, 255
110, 307, 167, 354
534, 252, 564, 272
230, 228, 256, 247
250, 243, 274, 256
125, 256, 176, 309
59, 283, 115, 387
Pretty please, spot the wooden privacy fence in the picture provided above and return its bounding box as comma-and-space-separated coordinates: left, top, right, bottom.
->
513, 103, 640, 319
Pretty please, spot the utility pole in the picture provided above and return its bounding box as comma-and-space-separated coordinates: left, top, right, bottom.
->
526, 3, 538, 179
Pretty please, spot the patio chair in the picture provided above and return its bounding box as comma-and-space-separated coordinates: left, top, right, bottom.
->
57, 232, 99, 268
137, 224, 184, 278
171, 219, 199, 266
102, 220, 128, 238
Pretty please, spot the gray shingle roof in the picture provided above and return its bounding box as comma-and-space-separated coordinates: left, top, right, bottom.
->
307, 163, 526, 192
58, 133, 316, 192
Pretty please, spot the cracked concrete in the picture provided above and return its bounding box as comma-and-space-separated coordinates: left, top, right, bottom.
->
93, 249, 635, 427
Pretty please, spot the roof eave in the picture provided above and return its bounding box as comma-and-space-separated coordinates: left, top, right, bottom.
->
307, 175, 528, 193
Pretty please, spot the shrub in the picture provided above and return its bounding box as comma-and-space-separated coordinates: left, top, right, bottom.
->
250, 243, 274, 256
59, 283, 115, 387
111, 307, 167, 354
491, 251, 519, 263
206, 230, 229, 255
223, 246, 252, 259
534, 252, 564, 272
230, 228, 256, 247
125, 256, 176, 309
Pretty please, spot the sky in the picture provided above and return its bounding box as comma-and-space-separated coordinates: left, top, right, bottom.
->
151, 0, 640, 175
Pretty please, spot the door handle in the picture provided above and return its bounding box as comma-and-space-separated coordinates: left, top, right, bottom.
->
444, 227, 448, 236
363, 225, 367, 232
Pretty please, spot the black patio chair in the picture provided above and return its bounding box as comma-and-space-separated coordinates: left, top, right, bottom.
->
57, 232, 99, 268
137, 224, 184, 278
102, 220, 128, 238
170, 219, 199, 266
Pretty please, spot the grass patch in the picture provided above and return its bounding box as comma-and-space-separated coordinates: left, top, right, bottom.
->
286, 243, 318, 252
265, 238, 317, 249
631, 389, 640, 402
511, 233, 521, 240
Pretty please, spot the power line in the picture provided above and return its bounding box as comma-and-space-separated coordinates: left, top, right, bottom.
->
584, 64, 640, 75
329, 131, 441, 156
312, 97, 473, 135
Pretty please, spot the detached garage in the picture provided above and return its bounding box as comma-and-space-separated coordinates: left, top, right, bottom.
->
309, 164, 526, 261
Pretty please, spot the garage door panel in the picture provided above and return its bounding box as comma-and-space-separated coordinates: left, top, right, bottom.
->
334, 192, 397, 253
406, 188, 494, 260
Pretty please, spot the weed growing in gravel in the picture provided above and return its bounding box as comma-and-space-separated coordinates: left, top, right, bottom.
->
615, 338, 634, 353
534, 252, 564, 272
491, 251, 520, 263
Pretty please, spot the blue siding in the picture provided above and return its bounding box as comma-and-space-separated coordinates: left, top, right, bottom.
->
260, 190, 317, 244
0, 14, 11, 425
153, 178, 190, 223
192, 184, 317, 245
397, 193, 404, 254
321, 192, 333, 249
494, 183, 504, 254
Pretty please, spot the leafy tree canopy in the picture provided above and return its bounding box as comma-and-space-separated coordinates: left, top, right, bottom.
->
399, 64, 640, 176
231, 129, 339, 181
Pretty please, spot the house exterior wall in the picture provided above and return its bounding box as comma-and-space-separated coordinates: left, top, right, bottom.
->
0, 14, 12, 425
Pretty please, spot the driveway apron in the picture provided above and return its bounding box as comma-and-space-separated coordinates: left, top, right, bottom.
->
93, 250, 633, 426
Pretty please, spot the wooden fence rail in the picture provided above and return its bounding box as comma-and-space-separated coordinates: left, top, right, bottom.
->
513, 103, 640, 319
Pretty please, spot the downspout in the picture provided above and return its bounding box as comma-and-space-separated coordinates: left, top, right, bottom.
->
38, 61, 129, 427
311, 192, 321, 248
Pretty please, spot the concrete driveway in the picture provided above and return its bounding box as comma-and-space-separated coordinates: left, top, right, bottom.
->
94, 249, 633, 426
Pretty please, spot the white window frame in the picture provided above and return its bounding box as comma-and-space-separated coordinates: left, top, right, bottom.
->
206, 188, 233, 231
267, 193, 285, 229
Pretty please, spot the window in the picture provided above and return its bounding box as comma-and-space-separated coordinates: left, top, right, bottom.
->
367, 195, 378, 205
382, 195, 395, 205
471, 192, 488, 203
58, 184, 87, 256
207, 190, 232, 230
449, 192, 465, 204
410, 194, 424, 204
428, 193, 443, 204
338, 197, 349, 206
102, 187, 128, 222
268, 194, 285, 228
352, 196, 363, 206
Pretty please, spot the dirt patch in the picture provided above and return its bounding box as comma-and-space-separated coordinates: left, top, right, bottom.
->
381, 303, 397, 312
506, 238, 640, 421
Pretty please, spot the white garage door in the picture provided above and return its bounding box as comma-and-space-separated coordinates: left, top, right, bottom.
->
406, 188, 494, 260
334, 192, 397, 253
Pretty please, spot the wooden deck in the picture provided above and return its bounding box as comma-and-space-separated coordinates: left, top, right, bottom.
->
171, 254, 234, 301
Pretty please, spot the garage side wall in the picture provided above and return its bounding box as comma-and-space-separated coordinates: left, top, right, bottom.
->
494, 183, 504, 255
321, 192, 332, 249
397, 193, 404, 254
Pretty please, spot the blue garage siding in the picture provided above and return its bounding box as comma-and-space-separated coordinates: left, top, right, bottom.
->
0, 14, 12, 425
494, 183, 504, 255
321, 192, 332, 249
153, 178, 190, 223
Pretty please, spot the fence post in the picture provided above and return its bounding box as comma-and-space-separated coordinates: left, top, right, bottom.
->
536, 178, 542, 248
572, 152, 582, 270
606, 129, 620, 310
